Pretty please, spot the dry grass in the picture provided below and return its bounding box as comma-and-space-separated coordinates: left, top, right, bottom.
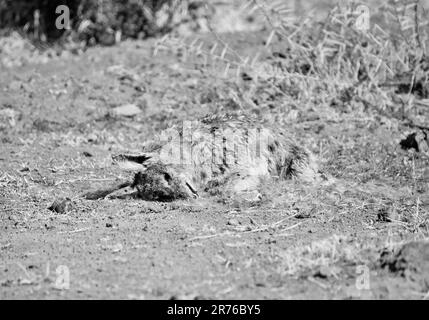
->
1, 0, 429, 299
156, 0, 429, 122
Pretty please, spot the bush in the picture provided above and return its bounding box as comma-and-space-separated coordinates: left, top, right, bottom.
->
0, 0, 80, 40
0, 0, 198, 43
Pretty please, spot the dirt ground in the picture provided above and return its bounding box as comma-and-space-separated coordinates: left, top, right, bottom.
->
1, 31, 429, 300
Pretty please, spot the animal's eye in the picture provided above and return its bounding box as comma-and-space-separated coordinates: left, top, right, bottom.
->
163, 172, 172, 182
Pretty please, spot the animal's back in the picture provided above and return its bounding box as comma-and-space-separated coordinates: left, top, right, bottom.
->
129, 113, 321, 200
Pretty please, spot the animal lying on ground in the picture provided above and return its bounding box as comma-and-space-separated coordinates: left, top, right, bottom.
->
83, 113, 325, 202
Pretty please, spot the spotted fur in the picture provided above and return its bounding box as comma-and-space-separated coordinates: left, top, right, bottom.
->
85, 113, 321, 201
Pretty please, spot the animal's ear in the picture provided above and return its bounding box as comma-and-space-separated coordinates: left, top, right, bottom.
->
116, 160, 146, 171
112, 153, 150, 171
112, 153, 151, 163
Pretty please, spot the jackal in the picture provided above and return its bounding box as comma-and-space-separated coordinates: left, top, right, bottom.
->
84, 113, 322, 201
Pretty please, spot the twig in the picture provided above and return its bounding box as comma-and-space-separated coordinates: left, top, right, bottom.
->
189, 216, 302, 241
58, 227, 91, 234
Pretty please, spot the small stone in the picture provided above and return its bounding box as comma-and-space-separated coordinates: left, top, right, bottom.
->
314, 265, 341, 279
233, 225, 252, 232
112, 104, 141, 117
18, 278, 34, 286
295, 211, 311, 219
87, 133, 98, 143
113, 256, 128, 263
48, 198, 72, 214
0, 108, 18, 127
112, 244, 123, 253
400, 131, 429, 154
227, 218, 240, 226
9, 80, 23, 91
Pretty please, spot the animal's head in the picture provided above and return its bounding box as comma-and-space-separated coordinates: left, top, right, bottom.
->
132, 163, 198, 201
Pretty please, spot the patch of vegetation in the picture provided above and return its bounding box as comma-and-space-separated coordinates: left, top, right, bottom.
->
0, 0, 207, 43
